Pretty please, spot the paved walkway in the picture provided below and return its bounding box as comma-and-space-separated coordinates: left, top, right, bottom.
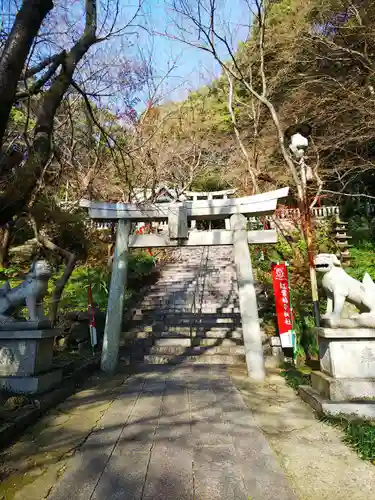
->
47, 366, 295, 500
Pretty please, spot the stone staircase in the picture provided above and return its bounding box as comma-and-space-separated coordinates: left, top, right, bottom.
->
121, 247, 246, 366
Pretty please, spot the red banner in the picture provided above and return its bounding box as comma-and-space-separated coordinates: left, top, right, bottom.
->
271, 262, 294, 348
136, 224, 153, 256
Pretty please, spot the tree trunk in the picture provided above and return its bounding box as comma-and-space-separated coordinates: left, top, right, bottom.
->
50, 253, 77, 325
0, 224, 11, 267
0, 0, 54, 148
37, 234, 76, 324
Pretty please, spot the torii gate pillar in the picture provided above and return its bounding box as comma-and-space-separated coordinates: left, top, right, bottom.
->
101, 219, 131, 373
231, 213, 265, 380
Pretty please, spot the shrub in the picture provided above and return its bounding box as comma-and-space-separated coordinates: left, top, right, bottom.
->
0, 250, 156, 317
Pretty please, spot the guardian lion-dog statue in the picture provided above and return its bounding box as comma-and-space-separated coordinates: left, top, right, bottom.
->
314, 253, 375, 319
0, 260, 51, 323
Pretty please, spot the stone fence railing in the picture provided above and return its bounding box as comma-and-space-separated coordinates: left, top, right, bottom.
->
272, 205, 340, 221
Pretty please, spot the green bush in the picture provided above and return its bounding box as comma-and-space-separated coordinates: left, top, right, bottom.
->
54, 251, 155, 312
250, 224, 334, 358
280, 362, 311, 389
52, 266, 111, 312
346, 243, 375, 281
347, 215, 375, 247
339, 419, 375, 462
128, 251, 155, 284
0, 251, 156, 316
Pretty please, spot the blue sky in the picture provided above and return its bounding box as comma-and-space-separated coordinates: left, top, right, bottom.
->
1, 0, 251, 114
136, 0, 251, 106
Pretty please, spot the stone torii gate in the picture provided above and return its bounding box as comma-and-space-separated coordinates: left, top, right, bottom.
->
80, 187, 289, 380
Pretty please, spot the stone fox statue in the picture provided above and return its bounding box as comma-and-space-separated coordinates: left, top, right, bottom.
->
314, 253, 375, 319
0, 260, 51, 322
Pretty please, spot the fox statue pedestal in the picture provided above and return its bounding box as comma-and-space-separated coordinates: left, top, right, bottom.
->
298, 254, 375, 420
0, 323, 62, 394
0, 261, 62, 394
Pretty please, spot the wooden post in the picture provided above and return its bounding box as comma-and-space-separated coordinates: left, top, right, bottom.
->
101, 219, 131, 373
230, 213, 265, 380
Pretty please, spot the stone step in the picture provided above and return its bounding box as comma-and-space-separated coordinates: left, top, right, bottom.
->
152, 280, 199, 284
160, 274, 235, 278
146, 295, 238, 298
146, 287, 197, 292
144, 297, 239, 303
148, 281, 235, 287
139, 299, 197, 305
157, 269, 210, 272
154, 273, 201, 277
138, 301, 241, 308
149, 285, 235, 291
148, 281, 192, 284
153, 287, 237, 292
141, 295, 239, 300
151, 275, 199, 279
162, 264, 233, 269
145, 311, 241, 319
138, 308, 241, 315
141, 354, 246, 365
133, 313, 241, 321
159, 271, 234, 276
161, 276, 235, 279
147, 289, 238, 293
135, 328, 243, 339
149, 345, 245, 355
139, 303, 196, 309
162, 318, 241, 326
153, 337, 242, 347
136, 323, 243, 332
148, 281, 199, 286
139, 310, 242, 317
134, 321, 242, 331
139, 298, 198, 304
141, 294, 239, 300
147, 294, 239, 299
149, 286, 235, 291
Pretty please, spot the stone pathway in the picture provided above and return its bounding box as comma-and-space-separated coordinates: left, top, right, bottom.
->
2, 365, 373, 500
46, 365, 295, 500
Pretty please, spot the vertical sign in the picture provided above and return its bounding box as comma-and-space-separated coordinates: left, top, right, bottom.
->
271, 262, 295, 349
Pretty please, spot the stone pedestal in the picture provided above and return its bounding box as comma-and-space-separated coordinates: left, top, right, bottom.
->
0, 328, 62, 394
318, 327, 375, 379
270, 336, 285, 361
299, 326, 375, 420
